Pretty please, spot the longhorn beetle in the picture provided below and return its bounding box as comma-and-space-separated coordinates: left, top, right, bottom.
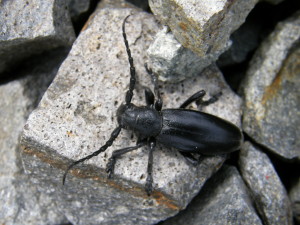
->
63, 15, 243, 195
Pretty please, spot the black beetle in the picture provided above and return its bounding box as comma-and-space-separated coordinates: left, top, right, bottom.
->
63, 15, 243, 195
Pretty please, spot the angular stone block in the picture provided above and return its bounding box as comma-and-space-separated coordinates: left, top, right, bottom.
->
148, 0, 258, 77
162, 166, 263, 225
0, 0, 75, 74
238, 142, 293, 225
0, 49, 69, 225
240, 11, 300, 160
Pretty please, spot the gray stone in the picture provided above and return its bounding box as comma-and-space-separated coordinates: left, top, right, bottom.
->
148, 0, 258, 80
240, 11, 300, 160
147, 26, 217, 82
262, 0, 285, 5
217, 20, 262, 67
20, 6, 242, 225
126, 0, 149, 10
68, 0, 91, 22
238, 142, 293, 225
289, 177, 300, 224
0, 0, 75, 74
162, 166, 262, 225
97, 0, 136, 9
0, 49, 69, 225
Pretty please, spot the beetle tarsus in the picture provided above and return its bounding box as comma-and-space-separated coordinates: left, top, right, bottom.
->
106, 158, 116, 178
145, 175, 153, 196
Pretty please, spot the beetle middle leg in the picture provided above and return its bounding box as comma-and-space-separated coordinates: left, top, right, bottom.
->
106, 141, 146, 178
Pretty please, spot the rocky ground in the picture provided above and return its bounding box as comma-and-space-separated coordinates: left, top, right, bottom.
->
0, 0, 299, 225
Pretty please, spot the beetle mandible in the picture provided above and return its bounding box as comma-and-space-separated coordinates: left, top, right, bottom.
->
63, 15, 243, 195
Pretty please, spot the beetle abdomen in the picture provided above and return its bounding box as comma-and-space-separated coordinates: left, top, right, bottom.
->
157, 109, 243, 154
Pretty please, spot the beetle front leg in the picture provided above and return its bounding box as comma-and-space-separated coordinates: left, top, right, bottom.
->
144, 64, 162, 111
145, 138, 156, 196
144, 87, 155, 107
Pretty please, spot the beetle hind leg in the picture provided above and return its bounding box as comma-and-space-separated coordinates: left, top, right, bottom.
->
180, 90, 206, 108
180, 90, 222, 109
198, 92, 222, 109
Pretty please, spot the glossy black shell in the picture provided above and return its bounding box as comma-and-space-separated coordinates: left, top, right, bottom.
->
156, 109, 243, 154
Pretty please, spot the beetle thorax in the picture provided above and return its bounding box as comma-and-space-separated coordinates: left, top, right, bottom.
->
117, 103, 162, 139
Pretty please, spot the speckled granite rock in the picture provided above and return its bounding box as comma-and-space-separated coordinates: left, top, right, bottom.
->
147, 26, 213, 82
0, 0, 75, 74
162, 166, 263, 225
68, 0, 91, 22
147, 0, 258, 81
239, 142, 293, 225
289, 177, 300, 224
0, 49, 69, 225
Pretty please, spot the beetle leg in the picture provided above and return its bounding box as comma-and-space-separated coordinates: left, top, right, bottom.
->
197, 92, 222, 109
180, 152, 199, 166
180, 91, 222, 109
106, 141, 146, 178
144, 87, 155, 106
145, 138, 156, 196
180, 90, 206, 108
144, 63, 163, 111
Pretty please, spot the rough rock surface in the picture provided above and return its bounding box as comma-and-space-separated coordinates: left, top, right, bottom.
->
0, 49, 69, 225
289, 178, 300, 224
162, 166, 263, 225
147, 26, 214, 82
0, 0, 75, 74
147, 0, 258, 81
239, 142, 293, 225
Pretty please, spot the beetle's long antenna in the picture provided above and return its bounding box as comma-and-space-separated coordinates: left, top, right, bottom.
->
122, 15, 136, 105
63, 126, 122, 184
